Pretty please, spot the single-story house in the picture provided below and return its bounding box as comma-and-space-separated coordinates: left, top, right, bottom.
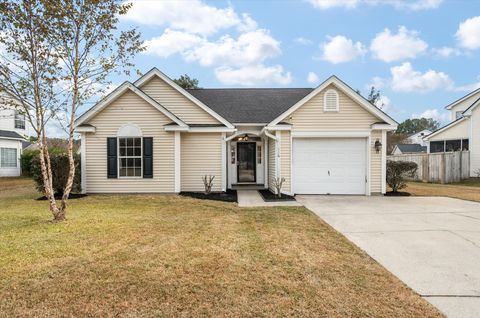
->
406, 129, 431, 146
74, 68, 398, 196
423, 87, 479, 176
391, 144, 427, 155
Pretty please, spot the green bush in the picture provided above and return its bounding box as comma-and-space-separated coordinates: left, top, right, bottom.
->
21, 147, 66, 177
21, 149, 40, 176
386, 160, 418, 193
31, 153, 81, 194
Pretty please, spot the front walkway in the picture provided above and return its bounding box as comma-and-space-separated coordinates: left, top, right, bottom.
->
296, 195, 480, 318
237, 190, 301, 207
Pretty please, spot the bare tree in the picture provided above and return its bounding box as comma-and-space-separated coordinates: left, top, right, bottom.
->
0, 0, 144, 221
202, 175, 215, 195
272, 177, 285, 198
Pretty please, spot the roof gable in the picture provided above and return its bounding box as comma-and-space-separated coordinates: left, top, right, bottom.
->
75, 82, 187, 128
267, 76, 397, 128
134, 68, 234, 128
445, 87, 480, 110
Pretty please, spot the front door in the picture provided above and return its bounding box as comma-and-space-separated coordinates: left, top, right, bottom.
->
237, 142, 256, 183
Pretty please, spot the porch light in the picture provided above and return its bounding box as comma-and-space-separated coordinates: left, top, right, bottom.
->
238, 134, 249, 141
374, 139, 382, 153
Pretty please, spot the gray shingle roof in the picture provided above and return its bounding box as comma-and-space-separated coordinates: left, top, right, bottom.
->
0, 130, 24, 140
396, 144, 427, 153
187, 88, 313, 123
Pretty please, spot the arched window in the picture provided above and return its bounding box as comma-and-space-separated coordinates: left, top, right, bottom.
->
324, 89, 339, 112
117, 124, 143, 177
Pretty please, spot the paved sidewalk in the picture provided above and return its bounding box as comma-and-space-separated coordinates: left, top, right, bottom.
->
237, 190, 301, 207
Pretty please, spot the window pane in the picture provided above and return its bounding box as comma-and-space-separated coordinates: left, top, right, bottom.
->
119, 147, 126, 156
127, 147, 133, 156
127, 167, 134, 176
134, 158, 141, 167
1, 148, 17, 167
462, 139, 469, 151
134, 168, 141, 176
127, 138, 133, 147
119, 138, 126, 147
134, 138, 141, 147
430, 141, 444, 153
134, 147, 141, 156
119, 167, 127, 177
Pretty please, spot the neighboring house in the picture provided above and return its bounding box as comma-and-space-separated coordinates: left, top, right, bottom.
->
391, 144, 427, 155
424, 88, 480, 176
0, 95, 27, 177
74, 68, 397, 196
407, 129, 431, 146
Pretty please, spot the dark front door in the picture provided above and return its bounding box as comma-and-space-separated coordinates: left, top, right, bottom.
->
237, 142, 256, 182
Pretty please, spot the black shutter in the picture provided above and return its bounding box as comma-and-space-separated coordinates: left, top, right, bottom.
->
143, 137, 153, 178
107, 137, 117, 178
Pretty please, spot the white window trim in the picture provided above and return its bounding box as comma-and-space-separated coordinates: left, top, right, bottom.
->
0, 147, 18, 168
324, 89, 339, 112
117, 136, 143, 178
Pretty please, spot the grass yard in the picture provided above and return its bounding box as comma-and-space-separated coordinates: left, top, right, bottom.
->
0, 178, 442, 317
407, 178, 480, 203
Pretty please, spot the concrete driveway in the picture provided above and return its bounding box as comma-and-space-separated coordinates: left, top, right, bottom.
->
296, 195, 480, 318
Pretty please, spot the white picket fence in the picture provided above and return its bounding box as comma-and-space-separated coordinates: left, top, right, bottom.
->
387, 151, 470, 184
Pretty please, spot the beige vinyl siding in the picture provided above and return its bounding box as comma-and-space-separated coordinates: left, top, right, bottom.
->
449, 92, 480, 121
268, 138, 276, 193
289, 84, 378, 131
181, 133, 222, 192
280, 130, 291, 194
85, 90, 175, 193
370, 130, 382, 194
140, 77, 220, 125
428, 119, 469, 141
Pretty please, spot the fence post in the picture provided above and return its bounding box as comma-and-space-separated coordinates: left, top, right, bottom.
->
459, 151, 463, 181
422, 154, 429, 183
440, 153, 446, 184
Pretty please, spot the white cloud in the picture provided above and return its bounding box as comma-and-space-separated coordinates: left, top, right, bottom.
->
183, 29, 281, 67
367, 76, 386, 89
366, 0, 443, 10
374, 95, 392, 112
123, 0, 254, 36
215, 65, 292, 86
294, 37, 313, 45
370, 26, 428, 62
144, 29, 204, 58
320, 35, 366, 64
432, 46, 461, 58
456, 16, 480, 50
391, 62, 453, 93
307, 72, 319, 84
307, 0, 359, 9
308, 0, 442, 10
411, 109, 449, 124
454, 80, 480, 92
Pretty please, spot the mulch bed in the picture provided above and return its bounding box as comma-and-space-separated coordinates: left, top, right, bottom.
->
36, 193, 88, 201
180, 190, 237, 203
259, 189, 296, 202
384, 191, 411, 196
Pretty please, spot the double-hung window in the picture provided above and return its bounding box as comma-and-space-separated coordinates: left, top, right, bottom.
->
118, 137, 142, 177
1, 148, 17, 168
14, 111, 25, 129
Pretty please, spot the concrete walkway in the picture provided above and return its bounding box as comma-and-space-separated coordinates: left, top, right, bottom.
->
237, 190, 301, 207
296, 195, 480, 318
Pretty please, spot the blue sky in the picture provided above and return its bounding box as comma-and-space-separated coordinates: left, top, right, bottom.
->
109, 0, 480, 125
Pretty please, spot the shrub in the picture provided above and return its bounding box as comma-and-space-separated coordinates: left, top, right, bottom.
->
21, 147, 66, 177
21, 149, 40, 176
31, 153, 81, 194
386, 160, 418, 193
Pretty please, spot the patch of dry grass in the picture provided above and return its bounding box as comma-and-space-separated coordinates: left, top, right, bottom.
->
0, 178, 442, 317
407, 180, 480, 203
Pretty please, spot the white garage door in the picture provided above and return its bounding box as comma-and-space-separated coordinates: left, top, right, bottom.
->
293, 138, 367, 195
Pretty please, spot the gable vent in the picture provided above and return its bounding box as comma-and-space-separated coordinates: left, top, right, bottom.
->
324, 89, 339, 112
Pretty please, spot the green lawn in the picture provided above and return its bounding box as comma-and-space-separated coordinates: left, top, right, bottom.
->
0, 178, 442, 317
407, 178, 480, 203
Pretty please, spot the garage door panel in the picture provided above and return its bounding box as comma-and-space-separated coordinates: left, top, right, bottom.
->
293, 138, 366, 195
